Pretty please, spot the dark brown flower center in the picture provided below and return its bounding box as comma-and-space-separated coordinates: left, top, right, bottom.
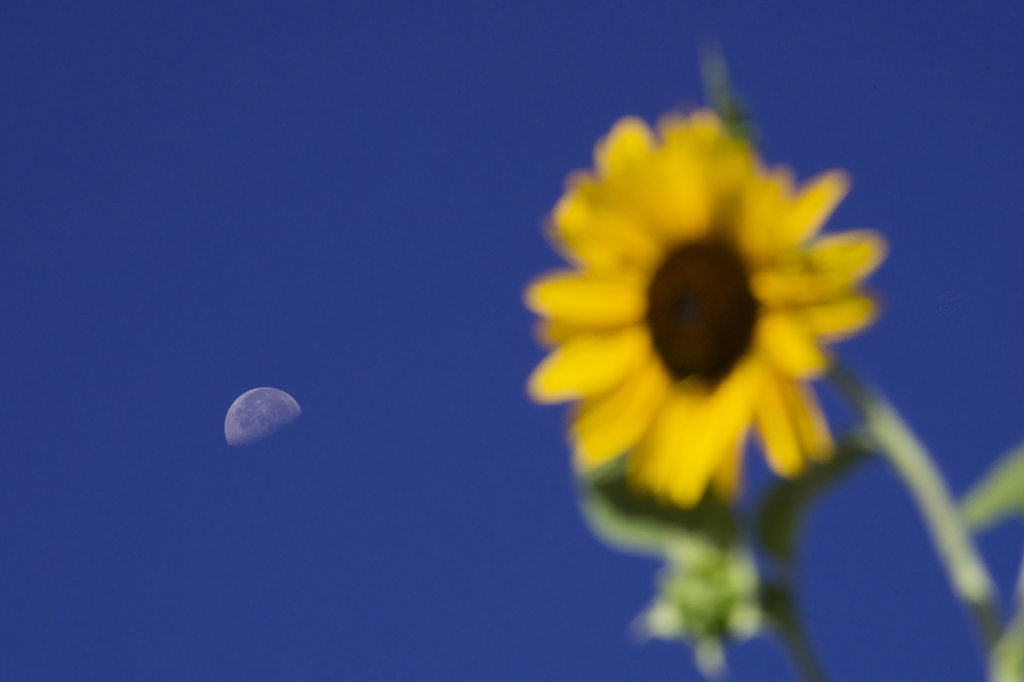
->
646, 240, 758, 383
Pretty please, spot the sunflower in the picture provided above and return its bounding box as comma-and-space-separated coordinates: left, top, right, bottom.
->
525, 110, 885, 508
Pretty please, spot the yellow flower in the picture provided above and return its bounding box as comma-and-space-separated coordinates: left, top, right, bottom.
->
525, 111, 886, 508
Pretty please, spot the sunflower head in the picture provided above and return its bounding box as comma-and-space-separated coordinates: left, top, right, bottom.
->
526, 111, 885, 508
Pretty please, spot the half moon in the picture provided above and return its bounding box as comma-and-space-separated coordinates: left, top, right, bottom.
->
224, 387, 302, 446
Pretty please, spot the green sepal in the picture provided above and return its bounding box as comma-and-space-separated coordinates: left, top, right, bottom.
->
756, 434, 871, 564
699, 41, 758, 145
578, 454, 738, 558
961, 440, 1024, 532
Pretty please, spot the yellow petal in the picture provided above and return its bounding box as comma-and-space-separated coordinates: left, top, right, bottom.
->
733, 167, 795, 265
754, 372, 804, 477
807, 229, 888, 284
780, 171, 850, 245
660, 111, 755, 211
785, 380, 833, 463
749, 268, 800, 305
750, 229, 887, 306
756, 311, 829, 378
639, 148, 713, 242
524, 271, 646, 326
628, 359, 763, 507
627, 384, 709, 506
754, 373, 833, 476
658, 110, 723, 148
527, 326, 650, 403
710, 424, 750, 502
595, 117, 656, 178
795, 293, 878, 340
594, 149, 714, 245
571, 356, 672, 470
532, 319, 582, 348
551, 179, 662, 273
534, 317, 658, 349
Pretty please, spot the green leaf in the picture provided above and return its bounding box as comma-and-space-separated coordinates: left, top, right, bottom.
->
961, 440, 1024, 531
578, 455, 738, 558
991, 612, 1024, 682
756, 435, 871, 564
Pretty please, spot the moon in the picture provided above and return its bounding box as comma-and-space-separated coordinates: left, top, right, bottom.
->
224, 387, 302, 446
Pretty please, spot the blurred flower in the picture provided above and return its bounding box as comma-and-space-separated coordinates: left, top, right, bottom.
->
637, 538, 762, 677
526, 111, 885, 507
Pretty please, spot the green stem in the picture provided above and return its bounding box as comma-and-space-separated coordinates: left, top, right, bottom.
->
990, 554, 1024, 682
1012, 548, 1024, 603
762, 583, 829, 682
827, 362, 1003, 652
777, 617, 830, 682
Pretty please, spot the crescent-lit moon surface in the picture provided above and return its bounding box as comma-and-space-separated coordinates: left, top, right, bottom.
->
224, 387, 302, 446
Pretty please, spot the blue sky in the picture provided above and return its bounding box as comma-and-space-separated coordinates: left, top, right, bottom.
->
0, 1, 1021, 679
